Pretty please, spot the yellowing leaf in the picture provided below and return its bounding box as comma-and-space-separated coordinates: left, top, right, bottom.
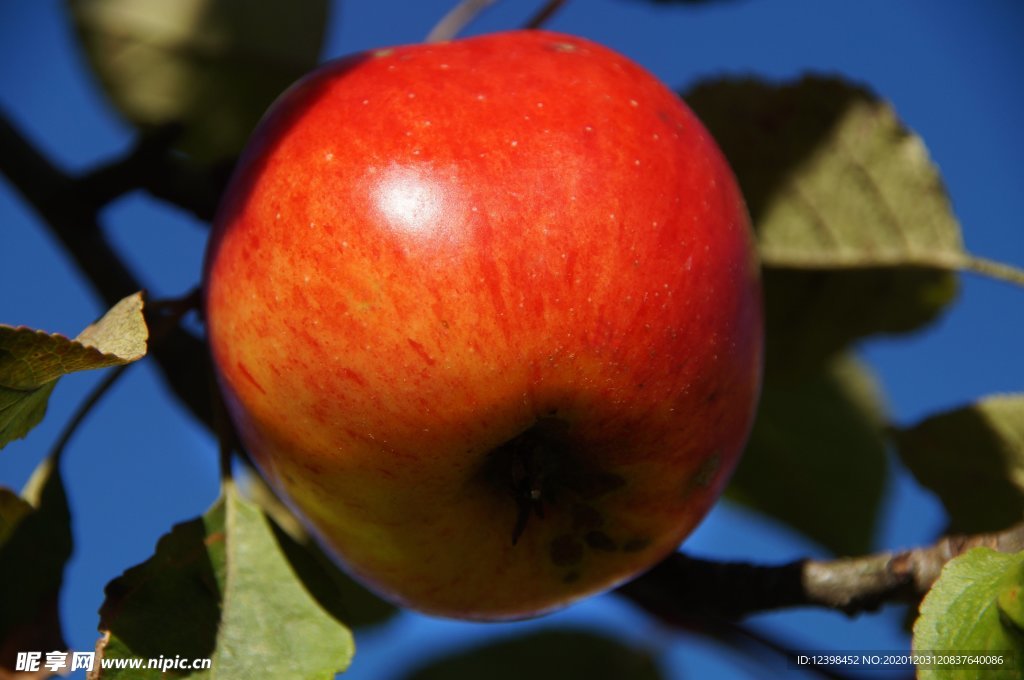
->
75, 292, 147, 363
687, 77, 963, 372
687, 76, 963, 267
68, 0, 328, 161
0, 292, 147, 449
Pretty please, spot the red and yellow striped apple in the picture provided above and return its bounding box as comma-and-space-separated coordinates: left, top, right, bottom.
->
203, 30, 762, 620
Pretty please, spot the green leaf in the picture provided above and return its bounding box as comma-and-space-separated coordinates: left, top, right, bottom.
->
726, 353, 888, 555
403, 629, 664, 680
95, 483, 354, 679
241, 467, 397, 628
214, 483, 354, 677
686, 76, 963, 371
998, 561, 1024, 636
0, 458, 72, 676
67, 0, 329, 161
0, 292, 148, 449
894, 395, 1024, 534
913, 548, 1024, 679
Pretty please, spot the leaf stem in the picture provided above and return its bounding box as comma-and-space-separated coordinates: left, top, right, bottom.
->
78, 125, 229, 222
49, 365, 130, 465
958, 253, 1024, 288
146, 287, 202, 342
43, 286, 199, 467
425, 0, 496, 43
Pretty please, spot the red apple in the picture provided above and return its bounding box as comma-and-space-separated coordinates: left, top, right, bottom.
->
203, 29, 762, 620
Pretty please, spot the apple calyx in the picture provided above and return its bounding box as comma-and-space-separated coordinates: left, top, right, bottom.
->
483, 415, 627, 547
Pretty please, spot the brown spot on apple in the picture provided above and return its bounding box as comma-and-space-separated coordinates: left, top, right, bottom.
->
622, 537, 651, 553
550, 535, 584, 567
687, 450, 721, 493
584, 530, 617, 552
571, 503, 605, 530
562, 471, 625, 499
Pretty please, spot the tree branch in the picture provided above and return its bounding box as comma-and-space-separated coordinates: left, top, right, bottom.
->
618, 520, 1024, 621
78, 126, 231, 223
523, 0, 568, 30
425, 0, 496, 43
0, 108, 214, 431
0, 112, 136, 303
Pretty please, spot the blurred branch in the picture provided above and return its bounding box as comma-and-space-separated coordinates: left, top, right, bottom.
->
618, 520, 1024, 620
425, 0, 496, 43
49, 366, 131, 465
524, 0, 568, 30
0, 108, 214, 431
79, 125, 231, 223
707, 620, 880, 680
0, 111, 135, 302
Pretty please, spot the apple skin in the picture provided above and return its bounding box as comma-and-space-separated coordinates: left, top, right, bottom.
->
203, 29, 763, 620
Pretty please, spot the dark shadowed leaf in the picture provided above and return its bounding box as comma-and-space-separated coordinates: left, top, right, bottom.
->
761, 266, 955, 376
913, 548, 1024, 679
403, 629, 664, 680
67, 0, 328, 161
0, 292, 147, 449
0, 458, 71, 677
686, 76, 962, 372
94, 484, 354, 678
894, 395, 1024, 534
727, 353, 888, 555
93, 501, 224, 679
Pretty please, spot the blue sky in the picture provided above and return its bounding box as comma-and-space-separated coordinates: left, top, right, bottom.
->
2, 1, 1022, 678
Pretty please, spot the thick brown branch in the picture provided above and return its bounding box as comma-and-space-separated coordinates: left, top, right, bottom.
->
78, 125, 231, 223
618, 521, 1024, 621
0, 113, 136, 304
0, 108, 213, 431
